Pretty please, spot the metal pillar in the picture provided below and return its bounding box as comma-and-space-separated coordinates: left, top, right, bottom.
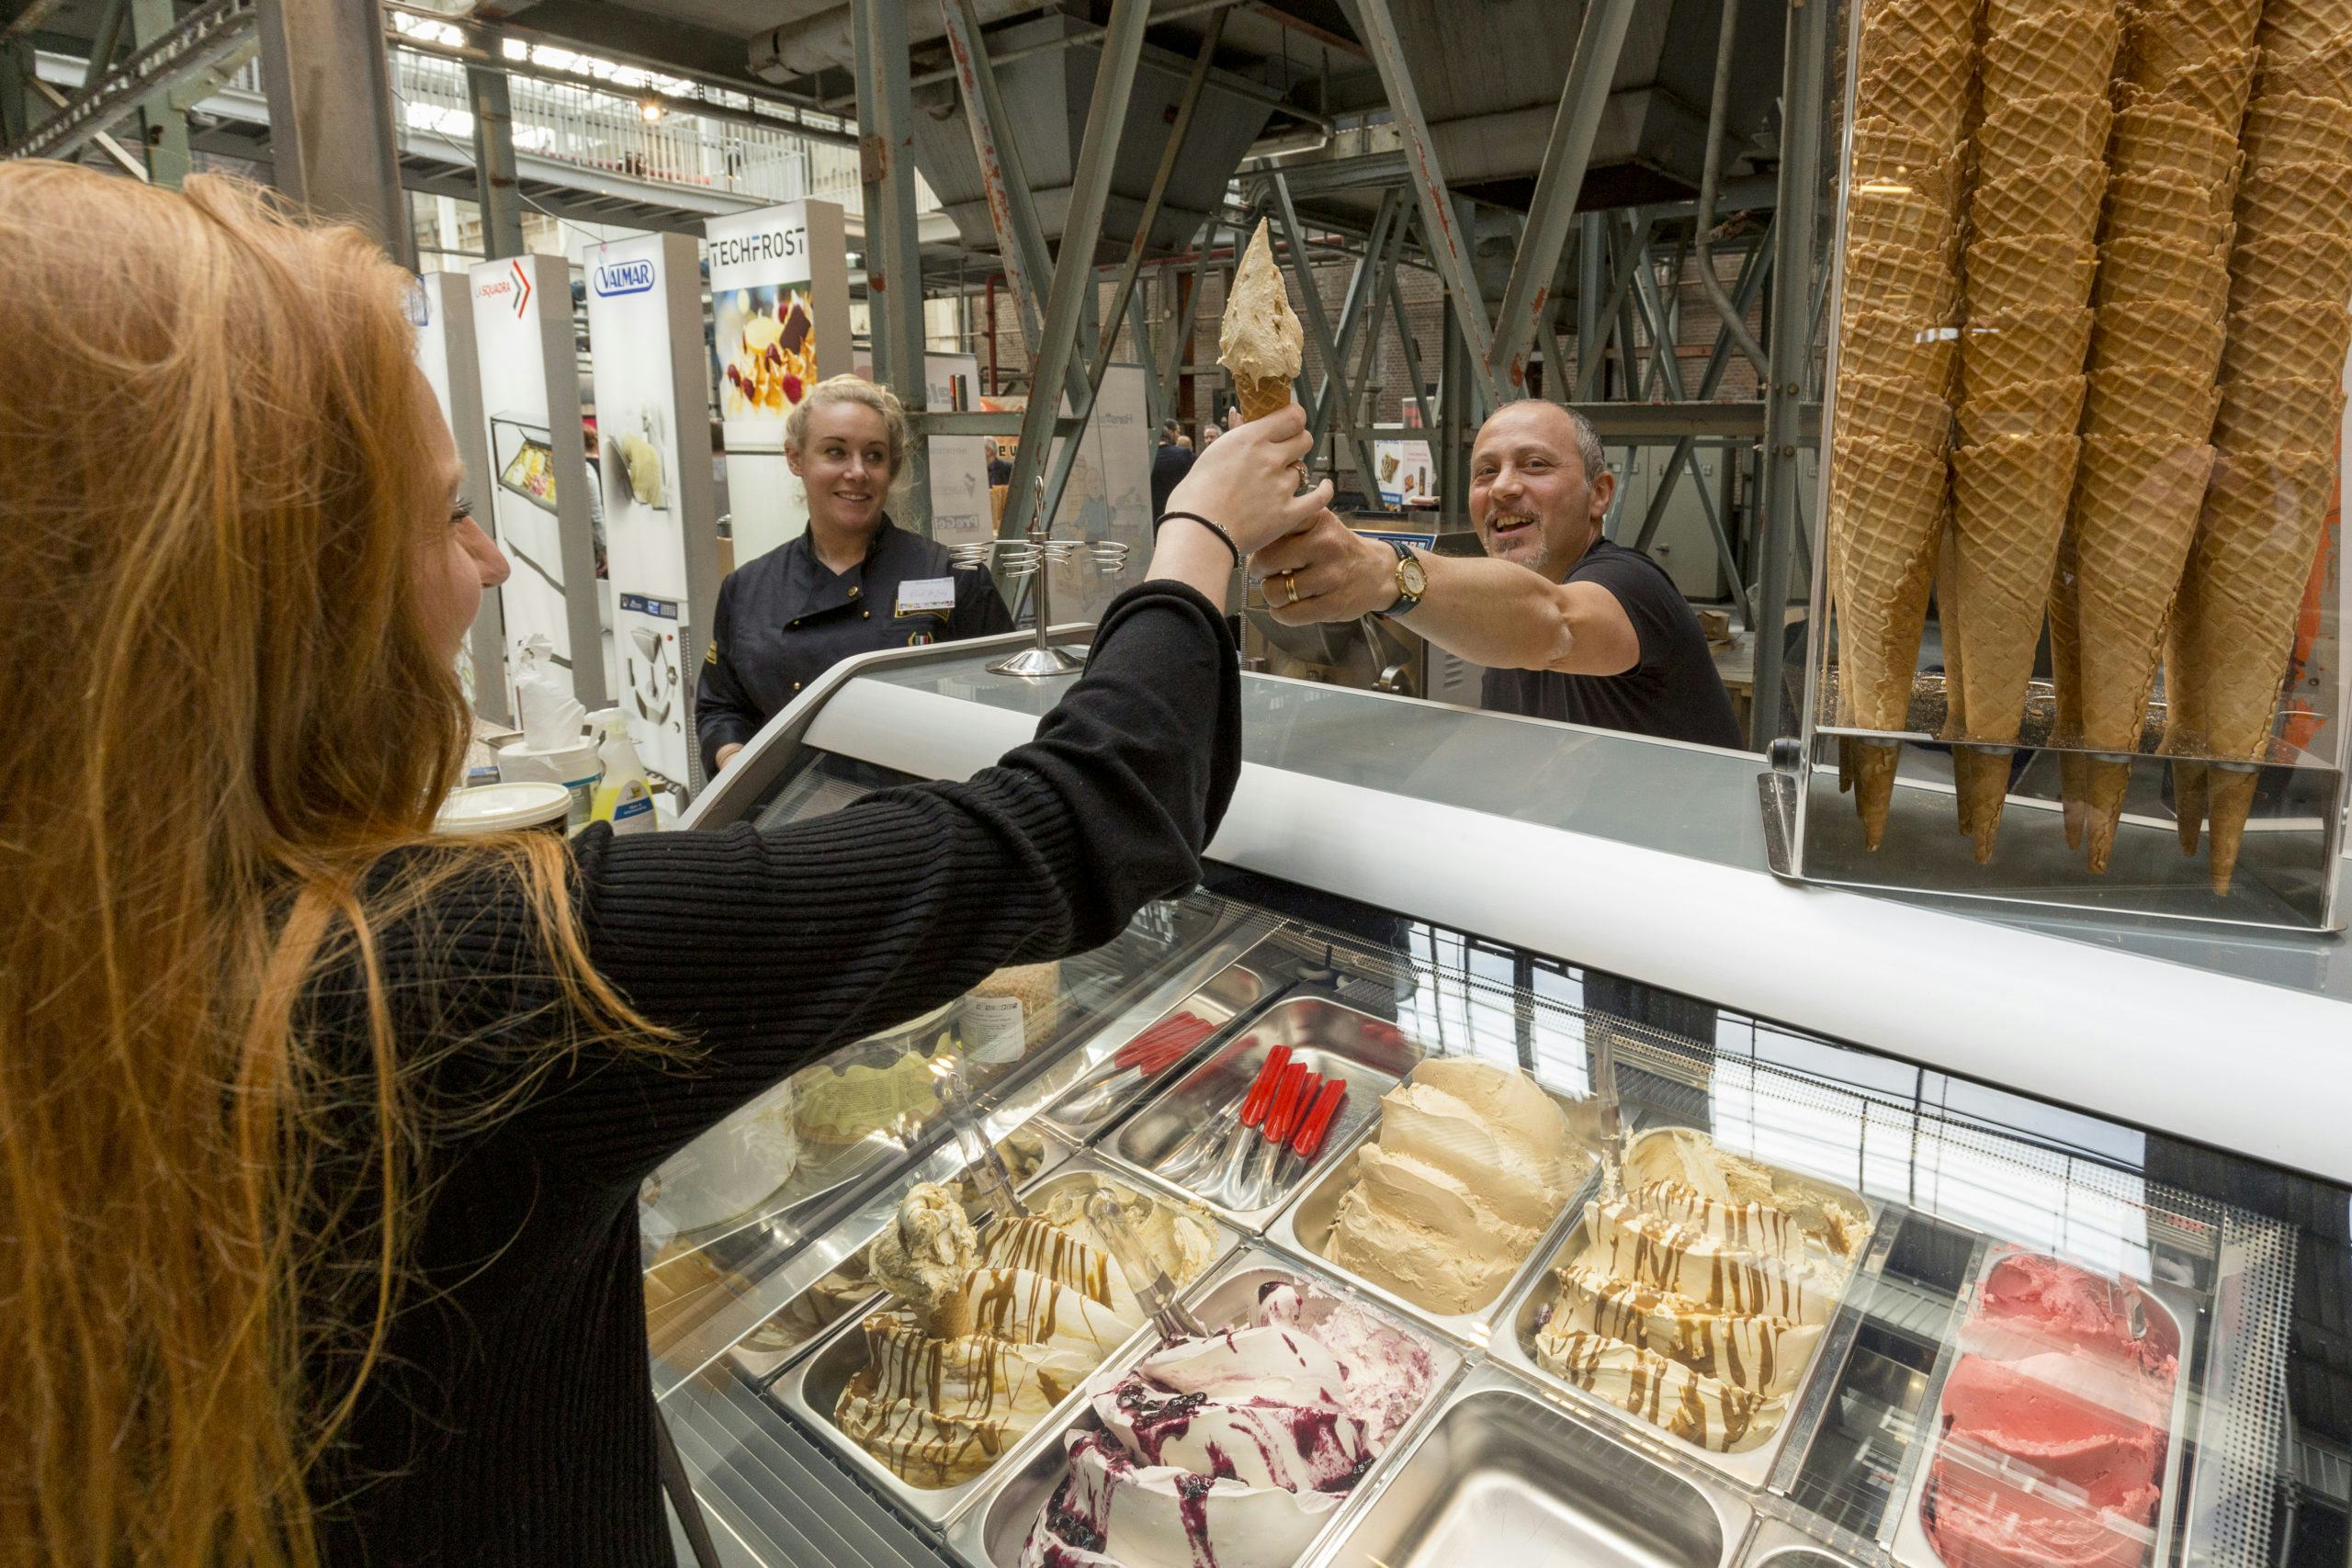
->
1486, 0, 1636, 397
129, 0, 188, 186
997, 0, 1149, 539
1629, 226, 1772, 556
1386, 259, 1434, 437
1439, 293, 1466, 514
1576, 212, 1606, 395
1268, 172, 1381, 490
1343, 0, 1500, 411
1752, 0, 1831, 750
465, 28, 525, 259
1578, 210, 1654, 400
1310, 186, 1401, 447
852, 0, 931, 535
1694, 0, 1767, 377
85, 0, 130, 85
256, 0, 413, 265
0, 35, 33, 144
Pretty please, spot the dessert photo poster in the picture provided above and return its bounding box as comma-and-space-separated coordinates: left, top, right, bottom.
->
706, 201, 851, 566
469, 253, 605, 708
585, 232, 721, 782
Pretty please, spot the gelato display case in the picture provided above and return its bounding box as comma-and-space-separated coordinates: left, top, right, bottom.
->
641, 626, 2350, 1568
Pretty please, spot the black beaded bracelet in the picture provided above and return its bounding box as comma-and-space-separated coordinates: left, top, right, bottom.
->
1153, 510, 1242, 567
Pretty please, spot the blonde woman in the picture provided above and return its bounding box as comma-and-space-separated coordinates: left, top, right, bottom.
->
696, 375, 1009, 775
0, 166, 1329, 1567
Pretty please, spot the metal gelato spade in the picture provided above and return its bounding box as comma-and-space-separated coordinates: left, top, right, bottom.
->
1592, 1023, 1627, 1204
1085, 1188, 1207, 1346
932, 1057, 1025, 1224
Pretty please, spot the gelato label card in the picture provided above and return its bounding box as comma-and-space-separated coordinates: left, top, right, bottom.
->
961, 996, 1026, 1063
896, 576, 956, 616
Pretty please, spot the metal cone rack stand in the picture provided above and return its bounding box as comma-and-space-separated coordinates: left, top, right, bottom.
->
954, 479, 1132, 679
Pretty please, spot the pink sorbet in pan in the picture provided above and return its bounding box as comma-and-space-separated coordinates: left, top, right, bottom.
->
1923, 1251, 2179, 1568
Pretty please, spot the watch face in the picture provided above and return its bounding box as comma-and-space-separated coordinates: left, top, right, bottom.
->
1398, 555, 1429, 596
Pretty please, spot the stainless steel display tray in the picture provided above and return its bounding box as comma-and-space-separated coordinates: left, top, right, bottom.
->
1887, 1246, 2198, 1568
1100, 993, 1419, 1230
1299, 1363, 1756, 1568
1264, 1077, 1599, 1347
1487, 1127, 1893, 1492
945, 1246, 1465, 1568
769, 1156, 1244, 1528
1039, 955, 1271, 1142
1736, 1516, 1872, 1568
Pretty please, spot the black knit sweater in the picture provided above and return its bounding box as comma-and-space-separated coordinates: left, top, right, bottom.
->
311, 581, 1241, 1564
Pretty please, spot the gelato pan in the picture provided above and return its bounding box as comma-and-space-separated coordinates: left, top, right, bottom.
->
834, 1176, 1218, 1487
1016, 1278, 1436, 1568
1324, 1058, 1586, 1315
1530, 1128, 1871, 1454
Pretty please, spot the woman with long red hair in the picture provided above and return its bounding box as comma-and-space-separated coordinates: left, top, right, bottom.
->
0, 165, 1328, 1566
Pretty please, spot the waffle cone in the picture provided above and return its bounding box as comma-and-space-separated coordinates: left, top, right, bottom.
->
1962, 307, 2096, 392
1847, 181, 1961, 253
2092, 299, 2227, 374
2068, 433, 2218, 753
2094, 236, 2232, 316
2258, 31, 2352, 100
2118, 50, 2259, 128
1951, 743, 2024, 861
1937, 514, 1970, 741
1842, 240, 1962, 322
1828, 434, 1949, 734
2233, 162, 2352, 247
2222, 299, 2352, 381
2102, 166, 2234, 251
1967, 235, 2101, 315
1842, 308, 1961, 391
2111, 103, 2245, 187
1232, 371, 1294, 424
1957, 374, 2086, 443
2085, 364, 2222, 439
1840, 371, 1955, 447
1850, 118, 1967, 209
1860, 0, 1982, 61
1984, 6, 2123, 102
1952, 433, 2081, 750
2081, 755, 2139, 873
2229, 229, 2352, 311
1849, 739, 1905, 850
2049, 526, 2088, 845
2212, 375, 2347, 453
1971, 159, 2104, 244
2129, 0, 2263, 75
2260, 0, 2352, 57
2243, 90, 2352, 166
2172, 755, 2210, 852
2203, 764, 2262, 893
1978, 92, 2116, 182
1856, 39, 1974, 144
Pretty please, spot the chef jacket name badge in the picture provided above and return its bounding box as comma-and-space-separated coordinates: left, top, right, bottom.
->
897, 576, 955, 644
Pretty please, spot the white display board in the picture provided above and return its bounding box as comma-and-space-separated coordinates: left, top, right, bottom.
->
414, 270, 507, 722
707, 201, 852, 568
469, 254, 604, 707
585, 233, 723, 782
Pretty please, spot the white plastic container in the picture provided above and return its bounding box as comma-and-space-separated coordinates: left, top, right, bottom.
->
435, 781, 572, 835
498, 737, 602, 830
589, 708, 658, 834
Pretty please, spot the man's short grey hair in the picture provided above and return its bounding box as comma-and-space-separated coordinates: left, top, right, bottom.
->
1554, 402, 1611, 485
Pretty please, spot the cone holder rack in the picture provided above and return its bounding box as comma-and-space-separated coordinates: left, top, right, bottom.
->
952, 482, 1133, 679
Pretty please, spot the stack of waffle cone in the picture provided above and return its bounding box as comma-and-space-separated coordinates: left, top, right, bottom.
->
1828, 11, 1976, 850
2165, 28, 2352, 891
1945, 1, 2119, 858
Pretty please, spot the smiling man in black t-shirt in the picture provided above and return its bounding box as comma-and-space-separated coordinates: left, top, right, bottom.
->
1254, 399, 1742, 749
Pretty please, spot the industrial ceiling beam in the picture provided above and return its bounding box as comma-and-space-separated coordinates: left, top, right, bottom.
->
1485, 0, 1635, 398
255, 0, 412, 264
853, 0, 931, 536
3, 0, 253, 164
465, 24, 525, 259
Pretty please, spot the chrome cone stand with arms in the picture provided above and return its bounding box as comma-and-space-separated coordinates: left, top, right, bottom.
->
954, 479, 1131, 679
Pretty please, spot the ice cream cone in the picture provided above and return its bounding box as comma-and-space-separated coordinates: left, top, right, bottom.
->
1970, 159, 2105, 245
2228, 229, 2352, 311
1977, 92, 2117, 184
2111, 104, 2245, 187
1219, 219, 1304, 425
1951, 432, 2083, 859
1849, 739, 1905, 850
2102, 166, 2235, 251
2173, 757, 2210, 852
2212, 374, 2347, 454
1848, 181, 1962, 253
1856, 39, 1975, 145
2203, 764, 2263, 893
2129, 0, 2263, 76
1984, 6, 2123, 103
2092, 299, 2227, 375
2068, 433, 2219, 865
2234, 163, 2352, 247
2094, 235, 2232, 317
1860, 0, 1983, 60
2049, 526, 2089, 847
2084, 364, 2222, 439
1827, 433, 1948, 748
1937, 513, 1969, 742
1961, 307, 2096, 393
2258, 30, 2352, 100
1965, 235, 2101, 316
2243, 89, 2352, 166
2119, 49, 2260, 128
1849, 117, 1966, 208
2222, 299, 2352, 382
2260, 0, 2352, 57
1841, 307, 1961, 391
1957, 374, 2086, 443
1842, 240, 1962, 323
1839, 370, 1954, 448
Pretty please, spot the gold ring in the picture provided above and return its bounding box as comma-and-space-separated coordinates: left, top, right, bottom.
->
1281, 571, 1301, 606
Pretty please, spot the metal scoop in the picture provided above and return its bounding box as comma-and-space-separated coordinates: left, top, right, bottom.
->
1592, 1023, 1627, 1203
1086, 1188, 1208, 1345
932, 1056, 1025, 1224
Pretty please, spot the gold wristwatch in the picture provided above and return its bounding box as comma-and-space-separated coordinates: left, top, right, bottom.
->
1383, 538, 1427, 615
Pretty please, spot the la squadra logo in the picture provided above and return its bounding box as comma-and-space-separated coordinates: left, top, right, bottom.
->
593, 256, 656, 297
